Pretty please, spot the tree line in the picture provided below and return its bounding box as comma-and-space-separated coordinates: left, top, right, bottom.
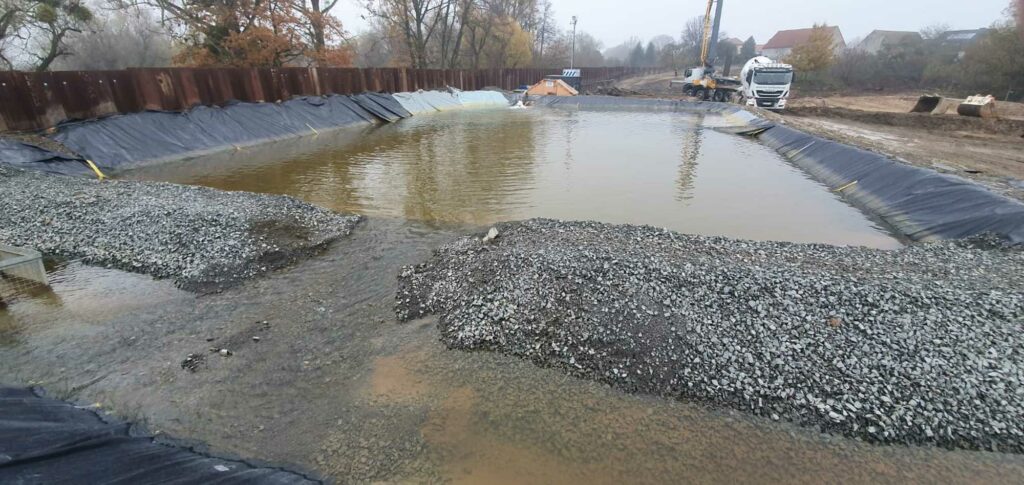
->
785, 2, 1022, 100
0, 0, 659, 71
1, 0, 1020, 101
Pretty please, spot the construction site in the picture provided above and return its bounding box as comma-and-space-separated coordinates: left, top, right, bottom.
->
1, 0, 1023, 483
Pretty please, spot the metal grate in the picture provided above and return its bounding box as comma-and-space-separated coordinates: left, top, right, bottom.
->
0, 244, 48, 302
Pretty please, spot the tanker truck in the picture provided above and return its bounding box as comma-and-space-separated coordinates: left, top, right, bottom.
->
668, 0, 794, 110
738, 56, 794, 110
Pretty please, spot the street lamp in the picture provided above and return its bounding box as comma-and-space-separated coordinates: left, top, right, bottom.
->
570, 16, 578, 69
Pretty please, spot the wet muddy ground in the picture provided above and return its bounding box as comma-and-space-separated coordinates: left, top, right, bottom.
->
2, 108, 1021, 482
3, 218, 1024, 483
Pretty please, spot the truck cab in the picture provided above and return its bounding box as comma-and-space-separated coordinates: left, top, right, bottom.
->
669, 67, 710, 97
740, 56, 793, 110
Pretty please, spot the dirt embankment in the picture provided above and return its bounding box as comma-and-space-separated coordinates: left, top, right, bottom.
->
784, 106, 1024, 139
766, 114, 1024, 201
614, 72, 686, 98
762, 96, 1024, 202
789, 94, 1024, 120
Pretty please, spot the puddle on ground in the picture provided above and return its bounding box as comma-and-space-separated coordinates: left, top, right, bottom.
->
0, 260, 188, 347
127, 109, 900, 249
1, 218, 1020, 483
349, 317, 1024, 484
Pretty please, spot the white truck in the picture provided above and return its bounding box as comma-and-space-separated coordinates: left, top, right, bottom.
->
737, 56, 794, 110
671, 67, 740, 102
669, 0, 794, 110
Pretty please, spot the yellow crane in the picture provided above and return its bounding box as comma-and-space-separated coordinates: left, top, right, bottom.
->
670, 0, 740, 101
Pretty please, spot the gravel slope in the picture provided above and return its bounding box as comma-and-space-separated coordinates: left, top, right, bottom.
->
0, 165, 360, 289
397, 219, 1024, 452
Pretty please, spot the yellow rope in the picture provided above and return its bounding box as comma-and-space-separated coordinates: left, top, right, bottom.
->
834, 180, 858, 192
84, 160, 106, 180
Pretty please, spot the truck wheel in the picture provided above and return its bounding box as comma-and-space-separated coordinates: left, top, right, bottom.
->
694, 88, 707, 101
712, 90, 724, 102
683, 86, 694, 97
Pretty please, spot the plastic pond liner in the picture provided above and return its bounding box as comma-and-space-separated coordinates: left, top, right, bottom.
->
0, 387, 322, 484
0, 92, 1022, 244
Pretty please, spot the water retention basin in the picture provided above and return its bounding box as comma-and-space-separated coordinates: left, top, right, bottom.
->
127, 108, 900, 249
4, 99, 1024, 483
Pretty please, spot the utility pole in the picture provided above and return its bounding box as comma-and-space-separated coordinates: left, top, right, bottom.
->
570, 16, 578, 68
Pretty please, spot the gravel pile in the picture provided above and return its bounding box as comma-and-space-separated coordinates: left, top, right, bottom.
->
0, 165, 360, 289
397, 219, 1024, 452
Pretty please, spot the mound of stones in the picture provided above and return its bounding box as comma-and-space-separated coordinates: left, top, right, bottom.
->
398, 219, 1024, 452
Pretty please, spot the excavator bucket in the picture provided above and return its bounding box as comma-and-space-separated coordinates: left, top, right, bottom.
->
910, 95, 942, 113
957, 95, 998, 118
910, 95, 958, 115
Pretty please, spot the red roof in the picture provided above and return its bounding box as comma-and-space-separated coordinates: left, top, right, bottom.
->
763, 26, 844, 49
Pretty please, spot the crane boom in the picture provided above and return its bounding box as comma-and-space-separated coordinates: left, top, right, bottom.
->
699, 0, 724, 68
672, 0, 794, 110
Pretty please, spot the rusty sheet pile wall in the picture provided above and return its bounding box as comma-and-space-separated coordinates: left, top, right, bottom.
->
0, 67, 661, 132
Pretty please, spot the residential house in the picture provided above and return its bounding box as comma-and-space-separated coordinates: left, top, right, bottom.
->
720, 37, 744, 56
932, 29, 991, 59
857, 30, 923, 54
761, 26, 846, 60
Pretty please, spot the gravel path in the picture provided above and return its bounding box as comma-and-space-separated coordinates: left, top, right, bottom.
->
0, 165, 360, 289
397, 219, 1024, 452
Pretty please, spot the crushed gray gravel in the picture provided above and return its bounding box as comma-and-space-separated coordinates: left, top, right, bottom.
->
0, 165, 360, 289
397, 219, 1024, 452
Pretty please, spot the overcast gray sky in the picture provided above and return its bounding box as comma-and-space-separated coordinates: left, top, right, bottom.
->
334, 0, 1012, 47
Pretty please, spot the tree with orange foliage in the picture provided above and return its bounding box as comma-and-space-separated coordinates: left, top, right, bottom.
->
122, 0, 352, 67
786, 24, 836, 73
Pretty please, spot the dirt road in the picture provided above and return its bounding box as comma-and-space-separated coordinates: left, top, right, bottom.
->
614, 71, 685, 98
788, 95, 1024, 120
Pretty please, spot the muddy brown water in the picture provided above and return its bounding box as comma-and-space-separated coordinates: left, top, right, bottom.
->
127, 109, 900, 249
4, 108, 1021, 483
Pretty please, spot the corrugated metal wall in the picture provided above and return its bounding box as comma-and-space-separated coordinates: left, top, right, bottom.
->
0, 67, 661, 132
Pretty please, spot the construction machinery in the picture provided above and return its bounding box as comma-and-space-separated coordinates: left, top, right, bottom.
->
671, 0, 793, 110
737, 56, 793, 110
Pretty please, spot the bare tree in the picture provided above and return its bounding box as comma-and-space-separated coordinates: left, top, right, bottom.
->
679, 15, 703, 60
366, 0, 450, 68
572, 31, 602, 66
53, 7, 172, 69
0, 0, 26, 69
602, 36, 640, 64
28, 0, 93, 71
362, 0, 545, 68
353, 20, 395, 66
292, 0, 345, 57
532, 0, 554, 63
435, 0, 471, 67
1014, 0, 1023, 39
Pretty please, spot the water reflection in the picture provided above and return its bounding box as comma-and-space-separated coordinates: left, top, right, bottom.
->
127, 109, 900, 248
0, 259, 187, 347
675, 114, 704, 202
